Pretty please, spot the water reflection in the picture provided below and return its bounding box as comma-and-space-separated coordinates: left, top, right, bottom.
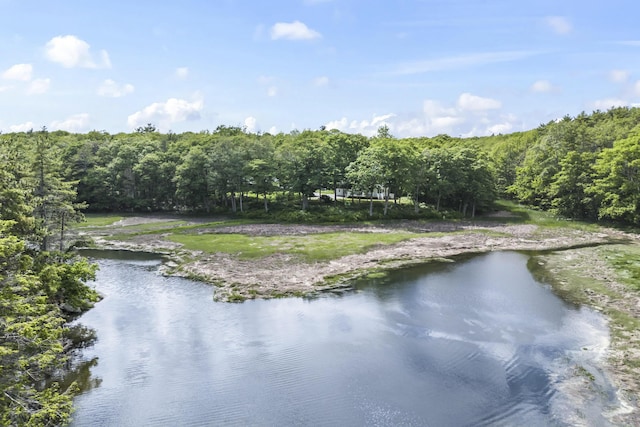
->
71, 251, 616, 426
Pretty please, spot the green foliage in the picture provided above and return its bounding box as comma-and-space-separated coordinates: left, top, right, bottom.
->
276, 131, 328, 211
591, 133, 640, 223
507, 107, 640, 225
29, 128, 87, 251
174, 146, 213, 212
550, 151, 598, 219
0, 220, 97, 425
6, 106, 640, 226
1, 131, 99, 425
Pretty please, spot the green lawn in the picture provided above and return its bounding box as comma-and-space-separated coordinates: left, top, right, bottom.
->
77, 214, 124, 227
167, 231, 419, 262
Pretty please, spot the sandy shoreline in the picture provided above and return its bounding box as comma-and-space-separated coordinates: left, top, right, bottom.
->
80, 217, 640, 424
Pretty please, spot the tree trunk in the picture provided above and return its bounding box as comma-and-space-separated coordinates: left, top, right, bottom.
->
414, 184, 420, 213
302, 193, 309, 211
239, 192, 244, 213
231, 191, 237, 213
383, 188, 389, 216
264, 194, 269, 213
59, 212, 66, 252
369, 196, 374, 216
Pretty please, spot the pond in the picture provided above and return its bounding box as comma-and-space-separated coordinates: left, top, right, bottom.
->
70, 251, 617, 426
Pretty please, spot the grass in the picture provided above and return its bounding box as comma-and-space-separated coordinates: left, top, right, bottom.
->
600, 244, 640, 291
493, 200, 600, 231
607, 309, 640, 339
77, 214, 124, 227
125, 219, 263, 235
167, 231, 419, 262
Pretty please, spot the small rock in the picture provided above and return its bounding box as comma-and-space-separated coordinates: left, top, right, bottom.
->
61, 303, 82, 314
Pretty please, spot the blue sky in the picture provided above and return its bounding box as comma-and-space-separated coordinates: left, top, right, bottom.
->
1, 0, 640, 137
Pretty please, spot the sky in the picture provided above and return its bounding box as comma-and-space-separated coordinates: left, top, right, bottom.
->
1, 0, 640, 138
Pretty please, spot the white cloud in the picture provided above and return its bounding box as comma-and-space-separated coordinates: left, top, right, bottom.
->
313, 76, 329, 87
270, 21, 321, 40
457, 93, 501, 112
423, 99, 456, 117
27, 78, 51, 95
545, 16, 572, 35
97, 79, 134, 97
0, 85, 13, 92
45, 35, 111, 68
370, 113, 396, 128
50, 113, 90, 132
430, 115, 465, 130
176, 67, 189, 79
609, 69, 629, 83
590, 98, 628, 110
8, 121, 35, 132
391, 51, 537, 75
325, 117, 348, 130
325, 93, 521, 138
422, 96, 512, 136
127, 97, 204, 130
486, 122, 513, 135
244, 116, 257, 133
2, 63, 32, 81
530, 79, 555, 93
267, 86, 278, 97
326, 113, 396, 137
100, 50, 112, 69
268, 126, 278, 134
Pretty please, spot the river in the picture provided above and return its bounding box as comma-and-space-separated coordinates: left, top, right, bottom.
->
69, 251, 617, 426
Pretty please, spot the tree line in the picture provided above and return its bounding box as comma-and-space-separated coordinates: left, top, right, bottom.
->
0, 133, 99, 424
499, 107, 640, 224
5, 106, 640, 226
2, 125, 497, 221
3, 106, 640, 227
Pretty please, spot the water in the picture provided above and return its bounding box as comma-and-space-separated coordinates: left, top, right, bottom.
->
70, 251, 616, 426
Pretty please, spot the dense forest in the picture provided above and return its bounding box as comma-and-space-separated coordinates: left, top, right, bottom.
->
1, 106, 640, 424
4, 106, 640, 226
43, 123, 497, 220
482, 107, 640, 224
